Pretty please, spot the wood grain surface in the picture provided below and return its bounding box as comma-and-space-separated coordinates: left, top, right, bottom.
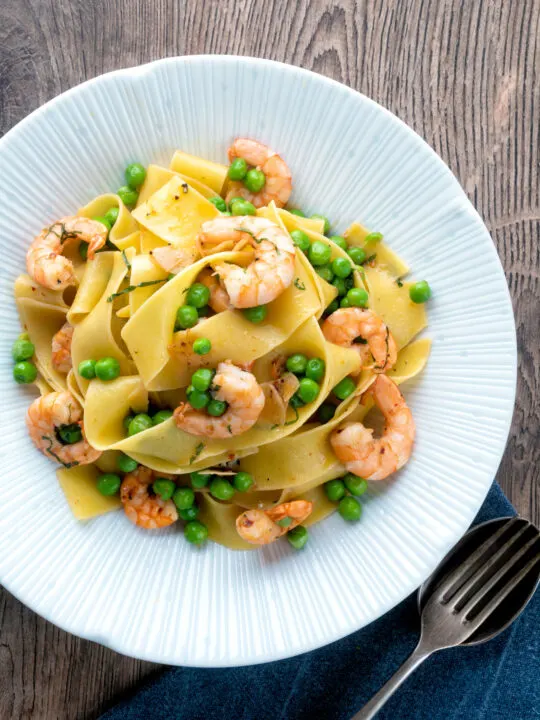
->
0, 1, 538, 717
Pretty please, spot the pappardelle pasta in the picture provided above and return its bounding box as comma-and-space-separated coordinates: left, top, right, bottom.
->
13, 139, 432, 551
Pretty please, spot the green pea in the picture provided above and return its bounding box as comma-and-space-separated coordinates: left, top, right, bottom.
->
308, 240, 332, 266
318, 403, 336, 423
220, 211, 232, 217
193, 338, 211, 355
79, 241, 89, 260
244, 168, 266, 193
409, 280, 432, 304
13, 361, 37, 384
228, 158, 248, 181
190, 471, 209, 488
186, 283, 210, 309
173, 486, 195, 509
332, 277, 347, 296
343, 473, 368, 497
95, 357, 121, 381
288, 208, 305, 217
338, 496, 362, 521
153, 478, 176, 501
233, 471, 254, 492
290, 229, 311, 252
12, 338, 35, 362
329, 235, 348, 251
104, 206, 120, 227
209, 196, 227, 212
207, 399, 228, 417
117, 185, 139, 208
347, 246, 367, 265
325, 299, 339, 315
230, 198, 256, 216
92, 215, 112, 232
184, 520, 208, 545
123, 414, 134, 431
333, 376, 356, 400
186, 384, 195, 396
316, 265, 334, 283
191, 368, 215, 392
57, 423, 83, 445
297, 377, 320, 404
289, 393, 305, 409
128, 413, 153, 436
325, 478, 346, 502
332, 257, 353, 278
188, 390, 210, 410
286, 353, 308, 375
97, 473, 121, 496
310, 214, 331, 235
305, 357, 325, 382
243, 305, 268, 324
365, 231, 383, 244
347, 287, 369, 308
209, 477, 235, 501
78, 359, 96, 380
175, 305, 199, 330
287, 525, 309, 550
152, 409, 173, 425
125, 162, 147, 190
117, 453, 138, 473
340, 297, 351, 308
180, 505, 200, 521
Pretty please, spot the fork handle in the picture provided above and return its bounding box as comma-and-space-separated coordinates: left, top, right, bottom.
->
350, 644, 433, 720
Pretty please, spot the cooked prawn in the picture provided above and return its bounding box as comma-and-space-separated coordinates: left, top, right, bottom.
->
198, 268, 232, 313
121, 466, 178, 529
26, 217, 108, 290
174, 361, 265, 438
225, 138, 292, 209
199, 216, 296, 308
51, 322, 74, 373
26, 390, 101, 466
322, 308, 397, 373
331, 374, 415, 481
152, 245, 199, 274
236, 500, 313, 545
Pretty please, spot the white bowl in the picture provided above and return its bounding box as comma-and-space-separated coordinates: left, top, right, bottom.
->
0, 56, 516, 666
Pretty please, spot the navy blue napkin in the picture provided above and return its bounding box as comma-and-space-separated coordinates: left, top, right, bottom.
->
102, 483, 539, 720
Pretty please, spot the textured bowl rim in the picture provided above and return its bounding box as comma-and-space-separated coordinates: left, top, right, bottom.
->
0, 55, 517, 666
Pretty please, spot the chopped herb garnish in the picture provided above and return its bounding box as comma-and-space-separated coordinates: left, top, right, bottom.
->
363, 254, 377, 264
294, 278, 306, 290
107, 279, 167, 302
121, 250, 131, 270
396, 279, 404, 287
182, 183, 189, 193
234, 226, 257, 239
189, 442, 205, 464
353, 337, 368, 344
227, 424, 233, 434
284, 405, 300, 426
276, 516, 292, 527
41, 435, 79, 468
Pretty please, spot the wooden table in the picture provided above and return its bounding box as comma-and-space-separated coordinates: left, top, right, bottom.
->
1, 1, 538, 717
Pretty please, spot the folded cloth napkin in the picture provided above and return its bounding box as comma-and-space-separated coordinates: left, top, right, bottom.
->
102, 483, 539, 720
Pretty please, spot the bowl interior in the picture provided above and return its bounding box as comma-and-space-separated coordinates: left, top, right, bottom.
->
0, 56, 516, 666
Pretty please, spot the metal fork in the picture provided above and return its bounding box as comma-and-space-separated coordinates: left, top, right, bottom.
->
351, 516, 540, 719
